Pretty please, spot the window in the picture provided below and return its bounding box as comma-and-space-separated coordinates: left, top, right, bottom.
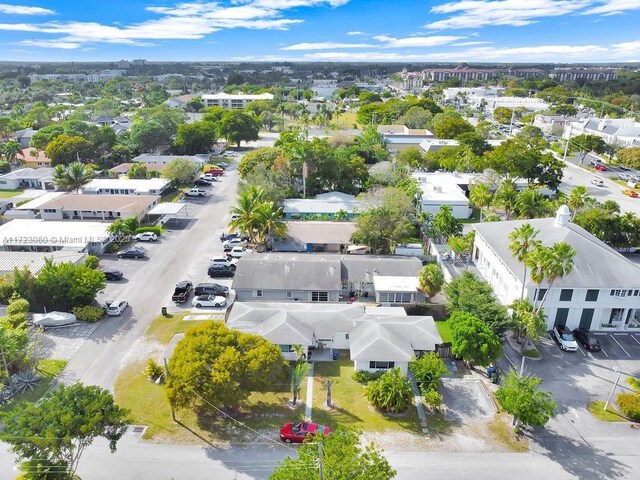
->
554, 308, 569, 327
379, 292, 413, 304
345, 333, 349, 339
311, 291, 328, 302
585, 290, 599, 302
536, 288, 547, 301
369, 361, 395, 369
279, 345, 291, 353
629, 290, 633, 297
635, 290, 639, 297
560, 289, 573, 301
254, 290, 263, 298
286, 291, 292, 298
611, 289, 627, 297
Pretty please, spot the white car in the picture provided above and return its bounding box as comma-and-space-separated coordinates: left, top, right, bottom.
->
192, 294, 227, 308
223, 237, 246, 249
227, 246, 253, 259
107, 299, 128, 316
185, 188, 206, 197
135, 232, 158, 242
209, 256, 238, 268
553, 325, 578, 352
590, 179, 604, 187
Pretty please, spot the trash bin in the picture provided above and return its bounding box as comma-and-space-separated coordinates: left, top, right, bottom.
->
161, 306, 168, 316
332, 350, 339, 361
486, 366, 496, 378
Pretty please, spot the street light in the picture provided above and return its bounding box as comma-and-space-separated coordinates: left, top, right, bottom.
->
604, 367, 621, 412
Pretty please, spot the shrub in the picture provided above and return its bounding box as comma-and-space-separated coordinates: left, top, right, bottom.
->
409, 352, 447, 395
144, 358, 164, 380
72, 306, 105, 323
616, 393, 640, 421
7, 296, 29, 316
105, 242, 124, 253
423, 389, 443, 410
135, 226, 163, 236
352, 369, 385, 384
366, 368, 413, 413
0, 161, 11, 174
84, 255, 100, 269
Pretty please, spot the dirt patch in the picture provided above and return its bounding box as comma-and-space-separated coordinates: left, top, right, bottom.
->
120, 338, 165, 367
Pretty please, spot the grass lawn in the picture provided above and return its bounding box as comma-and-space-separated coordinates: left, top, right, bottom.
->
311, 355, 422, 433
435, 319, 453, 344
487, 414, 529, 453
160, 187, 187, 203
0, 189, 23, 198
0, 359, 67, 416
331, 111, 359, 129
114, 312, 306, 443
587, 400, 628, 422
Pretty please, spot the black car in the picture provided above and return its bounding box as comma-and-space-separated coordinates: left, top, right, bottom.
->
219, 232, 249, 242
573, 329, 602, 351
102, 268, 124, 281
194, 178, 213, 187
208, 264, 235, 278
117, 246, 146, 259
194, 283, 230, 296
172, 281, 193, 303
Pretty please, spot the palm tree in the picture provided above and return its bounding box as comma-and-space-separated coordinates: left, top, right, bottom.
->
510, 299, 547, 351
493, 180, 518, 220
1, 140, 23, 165
255, 201, 286, 246
287, 361, 309, 406
229, 186, 265, 245
508, 223, 541, 301
53, 162, 93, 193
567, 186, 589, 220
526, 242, 576, 312
514, 189, 551, 219
418, 264, 445, 299
469, 183, 492, 222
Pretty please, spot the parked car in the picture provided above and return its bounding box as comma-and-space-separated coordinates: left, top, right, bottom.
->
619, 173, 630, 181
102, 268, 124, 281
194, 283, 229, 296
222, 237, 246, 250
280, 422, 330, 443
203, 169, 223, 178
33, 311, 77, 328
595, 164, 607, 171
217, 162, 229, 168
192, 294, 227, 308
227, 246, 252, 259
117, 246, 146, 259
553, 325, 579, 352
209, 256, 238, 269
135, 232, 158, 242
107, 299, 128, 316
572, 329, 602, 352
590, 179, 604, 187
219, 232, 248, 242
623, 189, 639, 198
619, 165, 631, 171
185, 188, 206, 197
207, 264, 235, 278
194, 178, 213, 186
172, 281, 193, 303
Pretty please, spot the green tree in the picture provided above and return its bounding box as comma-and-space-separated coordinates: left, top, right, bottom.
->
45, 134, 93, 166
493, 107, 514, 125
396, 147, 424, 169
1, 139, 23, 164
616, 147, 640, 169
217, 110, 260, 147
496, 371, 555, 429
526, 242, 576, 312
287, 361, 308, 406
493, 179, 518, 220
508, 223, 541, 301
127, 162, 148, 179
510, 299, 547, 351
567, 186, 590, 219
162, 158, 196, 186
514, 189, 552, 219
365, 368, 413, 413
409, 352, 447, 395
173, 121, 218, 155
400, 106, 433, 129
270, 428, 395, 480
449, 312, 502, 367
53, 161, 93, 192
0, 316, 29, 378
166, 322, 286, 411
418, 263, 444, 298
34, 259, 107, 311
129, 121, 171, 153
1, 383, 130, 479
431, 205, 462, 244
469, 183, 492, 222
353, 126, 389, 164
254, 201, 287, 244
107, 217, 138, 237
229, 185, 267, 245
444, 271, 509, 334
569, 134, 608, 165
29, 124, 65, 150
433, 116, 473, 139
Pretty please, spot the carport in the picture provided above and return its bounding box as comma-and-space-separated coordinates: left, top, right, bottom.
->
147, 202, 189, 226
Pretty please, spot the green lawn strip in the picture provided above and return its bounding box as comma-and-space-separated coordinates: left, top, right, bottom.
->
487, 413, 529, 453
435, 319, 453, 344
331, 111, 359, 129
161, 188, 186, 203
311, 356, 421, 433
0, 189, 23, 198
587, 400, 628, 422
0, 359, 68, 415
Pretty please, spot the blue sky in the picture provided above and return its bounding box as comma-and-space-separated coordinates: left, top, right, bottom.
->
0, 0, 638, 63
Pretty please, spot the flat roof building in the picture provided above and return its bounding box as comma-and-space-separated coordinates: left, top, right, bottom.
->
81, 178, 170, 196
202, 92, 274, 110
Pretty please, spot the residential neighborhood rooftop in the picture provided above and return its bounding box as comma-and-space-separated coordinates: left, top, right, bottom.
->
0, 219, 112, 249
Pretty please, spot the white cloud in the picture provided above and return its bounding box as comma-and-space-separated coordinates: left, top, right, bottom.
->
282, 41, 374, 50
581, 0, 640, 15
427, 0, 591, 29
4, 0, 345, 49
373, 34, 465, 47
346, 30, 364, 35
0, 3, 55, 15
612, 40, 640, 51
452, 40, 492, 46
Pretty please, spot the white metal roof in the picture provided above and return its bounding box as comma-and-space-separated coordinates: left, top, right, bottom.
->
0, 219, 111, 248
82, 178, 169, 194
202, 92, 274, 101
148, 202, 187, 216
0, 250, 86, 274
373, 276, 420, 292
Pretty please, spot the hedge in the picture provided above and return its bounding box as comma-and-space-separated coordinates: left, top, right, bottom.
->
617, 393, 640, 421
352, 369, 385, 384
72, 305, 106, 323
135, 226, 163, 236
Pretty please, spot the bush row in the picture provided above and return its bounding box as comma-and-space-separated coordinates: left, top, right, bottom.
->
72, 306, 105, 323
135, 226, 163, 236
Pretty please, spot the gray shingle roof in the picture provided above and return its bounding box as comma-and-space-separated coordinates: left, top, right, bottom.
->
473, 218, 640, 289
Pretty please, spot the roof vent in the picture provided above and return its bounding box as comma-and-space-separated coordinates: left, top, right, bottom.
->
555, 205, 571, 227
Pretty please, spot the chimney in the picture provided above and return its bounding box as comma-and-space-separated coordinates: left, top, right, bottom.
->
555, 205, 571, 227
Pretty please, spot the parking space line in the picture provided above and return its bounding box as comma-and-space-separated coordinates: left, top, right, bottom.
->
594, 333, 608, 336
577, 346, 586, 357
630, 335, 640, 346
610, 334, 631, 358
503, 352, 516, 368
600, 348, 609, 358
548, 333, 564, 356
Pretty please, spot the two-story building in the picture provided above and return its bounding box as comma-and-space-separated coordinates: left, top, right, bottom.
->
472, 206, 640, 331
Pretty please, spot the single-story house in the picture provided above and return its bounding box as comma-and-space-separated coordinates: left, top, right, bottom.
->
20, 148, 51, 168
9, 193, 159, 221
271, 221, 356, 253
81, 178, 170, 195
0, 219, 112, 254
283, 191, 360, 220
226, 302, 442, 374
108, 163, 165, 176
377, 125, 435, 154
130, 154, 209, 168
0, 168, 56, 191
0, 250, 86, 276
473, 206, 640, 331
14, 128, 36, 148
232, 253, 423, 303
419, 139, 504, 154
372, 276, 421, 305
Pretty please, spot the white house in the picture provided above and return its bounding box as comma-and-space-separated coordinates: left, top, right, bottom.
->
282, 191, 360, 220
564, 118, 640, 148
81, 178, 170, 196
201, 92, 274, 110
130, 154, 209, 168
226, 302, 442, 374
0, 168, 56, 191
377, 125, 434, 154
482, 97, 550, 113
472, 206, 640, 331
0, 250, 86, 276
413, 172, 473, 219
419, 139, 504, 154
443, 87, 504, 103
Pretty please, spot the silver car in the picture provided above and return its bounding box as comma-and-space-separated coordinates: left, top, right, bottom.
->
107, 299, 128, 316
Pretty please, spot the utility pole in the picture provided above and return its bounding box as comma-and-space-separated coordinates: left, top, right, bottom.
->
563, 124, 572, 161
163, 358, 177, 422
318, 443, 324, 480
326, 379, 332, 408
604, 368, 621, 411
